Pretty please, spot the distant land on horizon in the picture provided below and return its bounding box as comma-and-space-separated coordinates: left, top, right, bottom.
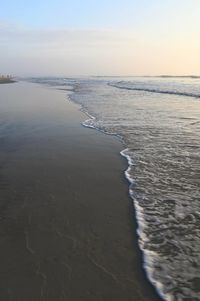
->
0, 75, 16, 84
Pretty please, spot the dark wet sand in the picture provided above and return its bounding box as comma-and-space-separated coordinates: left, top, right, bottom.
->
0, 82, 162, 301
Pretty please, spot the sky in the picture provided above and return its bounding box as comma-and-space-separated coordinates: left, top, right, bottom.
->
0, 0, 200, 76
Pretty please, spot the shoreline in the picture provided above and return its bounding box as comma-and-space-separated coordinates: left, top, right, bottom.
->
0, 81, 162, 300
68, 87, 165, 301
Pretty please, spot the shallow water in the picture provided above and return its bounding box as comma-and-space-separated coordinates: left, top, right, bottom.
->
32, 76, 200, 301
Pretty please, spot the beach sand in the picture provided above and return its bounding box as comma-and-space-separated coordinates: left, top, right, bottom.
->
0, 82, 161, 301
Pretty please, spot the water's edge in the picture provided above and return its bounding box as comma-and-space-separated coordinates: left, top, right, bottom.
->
67, 90, 165, 301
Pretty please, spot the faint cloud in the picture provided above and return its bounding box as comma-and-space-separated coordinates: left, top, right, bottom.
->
0, 22, 137, 75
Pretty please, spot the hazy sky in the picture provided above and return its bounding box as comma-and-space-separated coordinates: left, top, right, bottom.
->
0, 0, 200, 76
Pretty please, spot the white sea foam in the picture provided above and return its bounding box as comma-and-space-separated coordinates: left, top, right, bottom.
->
77, 108, 169, 301
120, 148, 170, 301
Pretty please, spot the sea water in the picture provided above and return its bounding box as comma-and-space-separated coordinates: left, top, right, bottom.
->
31, 76, 200, 301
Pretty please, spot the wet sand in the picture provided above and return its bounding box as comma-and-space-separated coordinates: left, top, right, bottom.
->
0, 82, 161, 301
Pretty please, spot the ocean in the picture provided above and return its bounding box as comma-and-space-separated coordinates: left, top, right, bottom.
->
31, 76, 200, 301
